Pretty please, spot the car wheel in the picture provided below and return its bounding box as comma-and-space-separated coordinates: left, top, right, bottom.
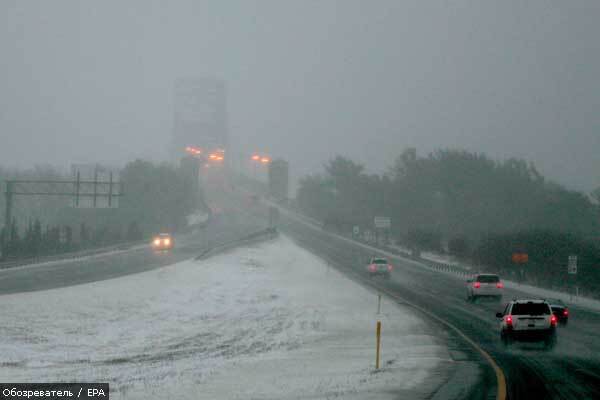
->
561, 320, 568, 327
501, 332, 512, 347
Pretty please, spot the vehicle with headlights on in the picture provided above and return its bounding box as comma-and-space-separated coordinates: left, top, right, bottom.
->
152, 233, 174, 251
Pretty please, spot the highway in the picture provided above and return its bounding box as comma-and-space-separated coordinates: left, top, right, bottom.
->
4, 182, 600, 399
0, 210, 266, 295
274, 205, 600, 400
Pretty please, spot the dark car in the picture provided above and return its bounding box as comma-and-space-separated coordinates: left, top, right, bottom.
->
152, 233, 174, 251
547, 298, 569, 326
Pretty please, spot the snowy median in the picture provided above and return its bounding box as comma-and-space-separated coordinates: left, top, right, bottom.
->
0, 236, 449, 399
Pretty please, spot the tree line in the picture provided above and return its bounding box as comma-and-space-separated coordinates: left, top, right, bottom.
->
295, 149, 600, 296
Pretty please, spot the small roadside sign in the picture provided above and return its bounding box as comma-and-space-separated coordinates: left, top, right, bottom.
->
353, 226, 360, 236
374, 217, 391, 229
512, 253, 528, 264
568, 255, 577, 275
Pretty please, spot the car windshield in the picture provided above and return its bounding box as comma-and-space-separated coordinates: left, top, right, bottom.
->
477, 275, 499, 283
512, 303, 551, 316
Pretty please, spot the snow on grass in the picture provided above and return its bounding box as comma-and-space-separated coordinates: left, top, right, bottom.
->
0, 236, 448, 399
420, 251, 472, 270
186, 211, 209, 226
504, 280, 600, 311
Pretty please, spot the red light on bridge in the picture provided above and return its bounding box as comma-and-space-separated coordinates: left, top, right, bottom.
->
185, 146, 202, 155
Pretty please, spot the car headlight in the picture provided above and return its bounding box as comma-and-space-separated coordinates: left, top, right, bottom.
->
164, 238, 171, 246
153, 239, 161, 246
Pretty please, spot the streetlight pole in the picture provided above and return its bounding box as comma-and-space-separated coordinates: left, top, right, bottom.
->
3, 181, 13, 248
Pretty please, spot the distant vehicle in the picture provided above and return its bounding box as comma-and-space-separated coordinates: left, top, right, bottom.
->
466, 273, 503, 301
547, 298, 569, 326
152, 233, 174, 251
367, 257, 392, 278
496, 299, 557, 349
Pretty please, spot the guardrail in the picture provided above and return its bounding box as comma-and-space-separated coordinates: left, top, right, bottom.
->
0, 240, 146, 270
358, 239, 474, 278
236, 189, 478, 280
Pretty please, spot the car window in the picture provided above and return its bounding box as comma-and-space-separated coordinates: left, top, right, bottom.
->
372, 259, 387, 264
511, 303, 551, 315
477, 275, 499, 283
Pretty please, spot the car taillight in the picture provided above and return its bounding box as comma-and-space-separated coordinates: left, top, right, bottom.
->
550, 315, 557, 326
369, 265, 376, 272
496, 282, 504, 288
387, 264, 393, 271
563, 309, 569, 316
473, 282, 481, 289
506, 315, 512, 326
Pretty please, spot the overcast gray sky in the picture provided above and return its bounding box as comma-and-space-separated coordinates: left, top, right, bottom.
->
1, 0, 599, 192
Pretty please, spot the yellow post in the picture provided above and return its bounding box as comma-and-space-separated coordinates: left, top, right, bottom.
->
375, 320, 381, 369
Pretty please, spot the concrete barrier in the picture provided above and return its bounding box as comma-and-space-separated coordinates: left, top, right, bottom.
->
0, 240, 146, 270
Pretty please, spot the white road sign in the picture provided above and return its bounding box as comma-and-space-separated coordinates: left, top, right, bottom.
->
374, 216, 391, 229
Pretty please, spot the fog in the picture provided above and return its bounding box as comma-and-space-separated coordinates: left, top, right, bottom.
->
1, 0, 599, 191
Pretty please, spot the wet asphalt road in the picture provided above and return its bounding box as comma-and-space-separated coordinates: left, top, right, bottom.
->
274, 209, 600, 400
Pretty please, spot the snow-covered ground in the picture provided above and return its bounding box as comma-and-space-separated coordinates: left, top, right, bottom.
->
186, 211, 209, 226
0, 236, 449, 399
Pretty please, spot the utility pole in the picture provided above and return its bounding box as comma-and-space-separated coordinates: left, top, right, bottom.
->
4, 181, 14, 245
1, 178, 122, 256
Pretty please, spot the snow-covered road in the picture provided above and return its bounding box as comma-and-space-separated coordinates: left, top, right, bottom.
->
0, 236, 450, 399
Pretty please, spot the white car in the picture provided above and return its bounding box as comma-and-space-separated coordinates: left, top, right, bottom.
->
496, 299, 557, 349
366, 257, 392, 278
466, 273, 503, 301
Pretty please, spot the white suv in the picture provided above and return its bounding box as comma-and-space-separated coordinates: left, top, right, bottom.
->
496, 299, 557, 349
366, 257, 392, 278
466, 274, 503, 302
